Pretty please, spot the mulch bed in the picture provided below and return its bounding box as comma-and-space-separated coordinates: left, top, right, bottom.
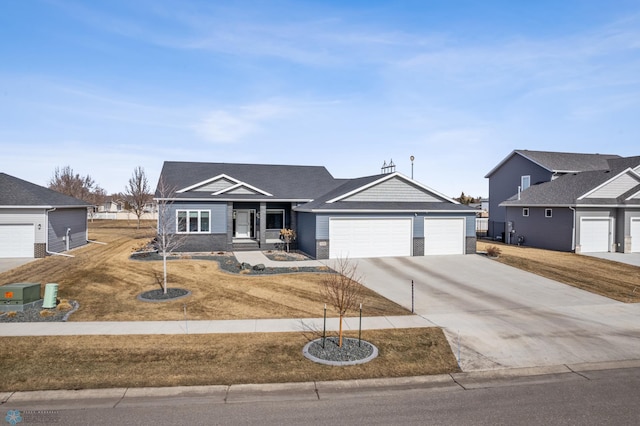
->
0, 300, 79, 323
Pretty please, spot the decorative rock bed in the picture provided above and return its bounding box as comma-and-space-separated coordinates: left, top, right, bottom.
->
130, 252, 330, 275
303, 337, 379, 366
0, 300, 79, 323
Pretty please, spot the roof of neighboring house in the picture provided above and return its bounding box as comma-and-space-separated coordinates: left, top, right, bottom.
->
485, 150, 621, 178
500, 157, 640, 207
0, 173, 92, 208
156, 161, 343, 201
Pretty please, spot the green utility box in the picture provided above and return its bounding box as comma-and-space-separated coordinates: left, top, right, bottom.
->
0, 283, 41, 305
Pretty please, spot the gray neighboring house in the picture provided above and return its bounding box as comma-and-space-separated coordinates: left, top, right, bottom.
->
491, 154, 640, 253
155, 161, 477, 259
485, 150, 620, 241
0, 173, 91, 258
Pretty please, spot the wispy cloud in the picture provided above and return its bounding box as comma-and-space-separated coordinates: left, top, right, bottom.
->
194, 102, 290, 143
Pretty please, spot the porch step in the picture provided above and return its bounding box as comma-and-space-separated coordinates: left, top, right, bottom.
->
232, 240, 260, 251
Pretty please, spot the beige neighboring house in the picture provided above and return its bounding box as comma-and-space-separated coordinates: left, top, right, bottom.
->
93, 197, 158, 220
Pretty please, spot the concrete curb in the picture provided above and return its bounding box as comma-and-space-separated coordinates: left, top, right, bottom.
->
2, 359, 639, 409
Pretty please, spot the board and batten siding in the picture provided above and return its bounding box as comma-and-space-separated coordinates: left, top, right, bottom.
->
343, 177, 442, 202
583, 173, 640, 199
47, 208, 88, 253
0, 209, 47, 243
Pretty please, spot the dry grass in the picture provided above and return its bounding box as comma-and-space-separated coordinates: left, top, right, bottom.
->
0, 328, 459, 391
0, 220, 410, 321
477, 240, 640, 303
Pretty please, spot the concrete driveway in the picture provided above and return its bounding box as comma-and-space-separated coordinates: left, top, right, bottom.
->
347, 255, 640, 371
0, 258, 35, 274
582, 252, 640, 267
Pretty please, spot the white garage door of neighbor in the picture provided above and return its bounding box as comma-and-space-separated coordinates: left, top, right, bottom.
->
329, 218, 412, 259
580, 218, 610, 253
631, 219, 640, 253
424, 218, 465, 255
0, 224, 34, 258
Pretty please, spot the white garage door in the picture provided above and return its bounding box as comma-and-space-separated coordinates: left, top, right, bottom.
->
631, 219, 640, 253
424, 217, 465, 255
0, 224, 34, 258
580, 218, 610, 253
329, 218, 412, 259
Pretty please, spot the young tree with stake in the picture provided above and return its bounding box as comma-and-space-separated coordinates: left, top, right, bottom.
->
320, 257, 365, 347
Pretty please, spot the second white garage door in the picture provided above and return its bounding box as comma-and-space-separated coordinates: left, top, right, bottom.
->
424, 217, 465, 255
580, 218, 611, 253
631, 218, 640, 253
329, 218, 412, 259
0, 224, 35, 258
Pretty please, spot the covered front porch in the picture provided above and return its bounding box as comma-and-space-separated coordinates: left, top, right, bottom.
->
230, 202, 297, 251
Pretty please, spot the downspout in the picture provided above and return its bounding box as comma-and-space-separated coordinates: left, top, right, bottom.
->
45, 207, 75, 258
569, 206, 576, 251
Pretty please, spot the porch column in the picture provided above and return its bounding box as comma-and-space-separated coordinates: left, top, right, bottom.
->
290, 203, 297, 233
226, 202, 234, 250
259, 202, 267, 247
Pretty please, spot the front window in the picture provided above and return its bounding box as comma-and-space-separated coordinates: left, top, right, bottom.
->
177, 210, 210, 233
545, 209, 553, 218
521, 175, 531, 191
523, 208, 529, 217
266, 209, 285, 230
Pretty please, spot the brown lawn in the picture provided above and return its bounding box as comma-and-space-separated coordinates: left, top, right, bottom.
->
0, 220, 410, 321
0, 329, 459, 391
478, 240, 640, 303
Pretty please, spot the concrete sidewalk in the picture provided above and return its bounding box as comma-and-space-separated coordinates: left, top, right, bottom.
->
233, 251, 328, 268
0, 314, 434, 337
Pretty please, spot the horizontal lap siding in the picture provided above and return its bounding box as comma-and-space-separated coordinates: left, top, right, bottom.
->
48, 208, 88, 253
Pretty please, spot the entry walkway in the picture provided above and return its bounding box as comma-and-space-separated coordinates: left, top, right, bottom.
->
581, 252, 640, 267
0, 315, 433, 337
233, 251, 327, 268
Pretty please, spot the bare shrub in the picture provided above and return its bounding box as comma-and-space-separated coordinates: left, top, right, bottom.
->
486, 245, 502, 257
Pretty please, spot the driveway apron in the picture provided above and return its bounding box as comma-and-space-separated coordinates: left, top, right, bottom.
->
346, 255, 640, 371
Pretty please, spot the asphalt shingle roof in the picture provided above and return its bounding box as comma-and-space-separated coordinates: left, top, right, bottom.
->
501, 156, 640, 207
0, 173, 91, 207
157, 161, 342, 200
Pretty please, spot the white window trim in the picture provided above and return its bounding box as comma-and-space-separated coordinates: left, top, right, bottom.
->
266, 209, 285, 230
521, 175, 531, 191
523, 208, 529, 217
176, 210, 211, 234
545, 208, 553, 218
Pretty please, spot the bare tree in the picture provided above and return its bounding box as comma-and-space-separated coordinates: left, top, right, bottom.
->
124, 166, 152, 229
86, 186, 107, 222
155, 177, 187, 294
49, 165, 104, 202
320, 257, 366, 347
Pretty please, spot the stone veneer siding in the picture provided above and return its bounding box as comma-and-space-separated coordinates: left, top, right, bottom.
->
413, 238, 424, 256
35, 243, 46, 258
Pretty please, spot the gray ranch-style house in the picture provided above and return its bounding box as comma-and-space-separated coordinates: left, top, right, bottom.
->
0, 173, 91, 258
486, 151, 640, 253
155, 161, 477, 259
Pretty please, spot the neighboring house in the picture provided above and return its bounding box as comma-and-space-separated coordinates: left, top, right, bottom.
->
488, 153, 640, 253
93, 197, 158, 220
155, 161, 477, 259
485, 150, 620, 241
0, 173, 91, 258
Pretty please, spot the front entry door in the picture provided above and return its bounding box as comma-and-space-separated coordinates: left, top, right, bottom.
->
235, 210, 251, 238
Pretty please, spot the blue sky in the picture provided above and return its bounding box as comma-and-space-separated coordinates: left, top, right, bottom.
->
1, 1, 639, 197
